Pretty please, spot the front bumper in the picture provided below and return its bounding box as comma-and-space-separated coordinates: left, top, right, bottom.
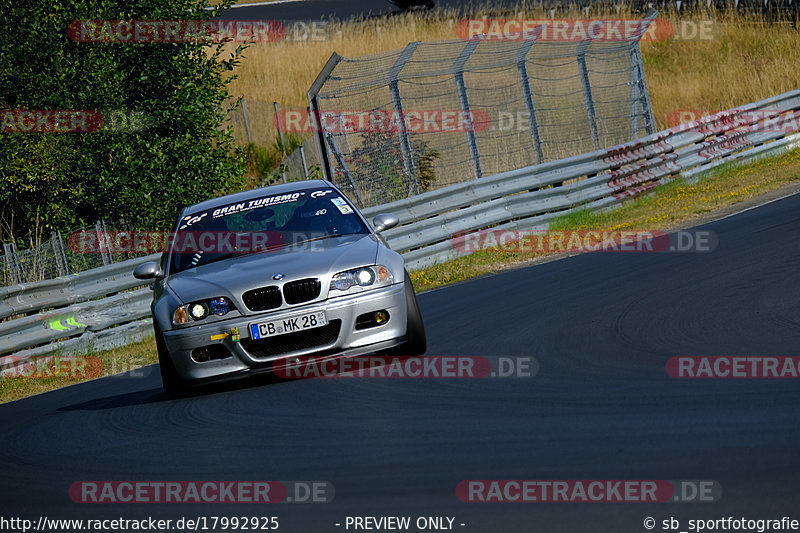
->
161, 282, 407, 381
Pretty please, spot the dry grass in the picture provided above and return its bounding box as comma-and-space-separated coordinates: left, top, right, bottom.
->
224, 5, 800, 149
642, 15, 800, 129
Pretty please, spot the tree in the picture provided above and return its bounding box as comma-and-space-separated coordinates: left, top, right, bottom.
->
0, 0, 247, 244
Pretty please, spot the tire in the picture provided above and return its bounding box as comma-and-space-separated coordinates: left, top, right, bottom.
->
154, 322, 190, 398
383, 270, 426, 357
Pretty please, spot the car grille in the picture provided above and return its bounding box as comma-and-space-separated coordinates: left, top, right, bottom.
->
242, 286, 282, 311
283, 278, 321, 305
240, 320, 341, 358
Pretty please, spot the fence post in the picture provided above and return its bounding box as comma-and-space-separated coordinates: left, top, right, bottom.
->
630, 12, 657, 139
516, 30, 545, 165
50, 231, 66, 277
95, 221, 109, 266
57, 229, 70, 275
388, 41, 421, 195
326, 133, 365, 207
3, 243, 20, 285
576, 39, 600, 151
299, 145, 309, 179
307, 53, 343, 182
274, 101, 288, 184
240, 97, 252, 145
454, 37, 483, 179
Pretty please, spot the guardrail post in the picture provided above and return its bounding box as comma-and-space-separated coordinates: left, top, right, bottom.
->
516, 31, 545, 164
389, 42, 421, 195
326, 133, 365, 207
454, 37, 483, 180
577, 39, 600, 151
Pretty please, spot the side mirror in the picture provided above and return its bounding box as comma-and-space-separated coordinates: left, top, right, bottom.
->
134, 261, 164, 280
372, 213, 399, 233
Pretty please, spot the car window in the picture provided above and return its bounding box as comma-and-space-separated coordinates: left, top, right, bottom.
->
168, 188, 368, 274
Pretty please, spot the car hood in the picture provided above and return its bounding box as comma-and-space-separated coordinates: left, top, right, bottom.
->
166, 234, 380, 304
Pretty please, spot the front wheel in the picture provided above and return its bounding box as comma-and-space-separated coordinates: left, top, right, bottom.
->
383, 270, 426, 357
154, 322, 190, 398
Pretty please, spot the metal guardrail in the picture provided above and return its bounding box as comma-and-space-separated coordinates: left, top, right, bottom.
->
366, 88, 800, 269
1, 89, 799, 359
0, 253, 160, 320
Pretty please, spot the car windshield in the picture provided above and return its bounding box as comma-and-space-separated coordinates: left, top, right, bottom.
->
168, 188, 368, 274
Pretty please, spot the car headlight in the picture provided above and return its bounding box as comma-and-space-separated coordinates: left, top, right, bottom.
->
173, 297, 234, 325
330, 265, 393, 292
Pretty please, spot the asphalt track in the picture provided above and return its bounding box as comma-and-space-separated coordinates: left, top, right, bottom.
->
1, 191, 800, 532
215, 0, 587, 21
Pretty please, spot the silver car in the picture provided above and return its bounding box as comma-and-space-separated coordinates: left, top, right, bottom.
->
134, 180, 426, 396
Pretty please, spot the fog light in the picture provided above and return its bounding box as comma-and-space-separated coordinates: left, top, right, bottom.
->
192, 346, 212, 363
355, 310, 390, 330
191, 345, 232, 363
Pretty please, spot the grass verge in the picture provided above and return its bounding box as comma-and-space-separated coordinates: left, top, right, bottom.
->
408, 146, 800, 292
0, 336, 157, 404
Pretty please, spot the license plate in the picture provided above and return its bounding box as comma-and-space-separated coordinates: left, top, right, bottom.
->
249, 311, 327, 340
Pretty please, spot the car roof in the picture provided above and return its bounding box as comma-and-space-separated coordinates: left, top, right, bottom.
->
181, 180, 335, 216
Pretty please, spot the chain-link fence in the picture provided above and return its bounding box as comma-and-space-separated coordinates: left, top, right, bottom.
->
1, 221, 143, 286
307, 21, 657, 207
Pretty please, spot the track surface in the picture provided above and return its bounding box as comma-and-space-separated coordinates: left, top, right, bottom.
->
1, 192, 800, 531
215, 0, 585, 21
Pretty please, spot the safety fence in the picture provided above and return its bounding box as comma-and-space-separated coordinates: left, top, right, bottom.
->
1, 88, 799, 359
1, 220, 142, 287
308, 26, 657, 208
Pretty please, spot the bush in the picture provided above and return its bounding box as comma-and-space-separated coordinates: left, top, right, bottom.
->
344, 131, 440, 206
